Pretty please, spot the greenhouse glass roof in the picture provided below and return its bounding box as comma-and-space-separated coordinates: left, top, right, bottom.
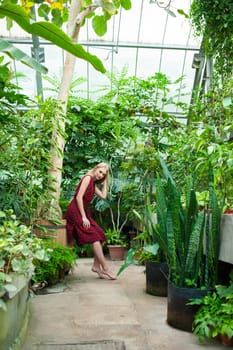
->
1, 0, 201, 115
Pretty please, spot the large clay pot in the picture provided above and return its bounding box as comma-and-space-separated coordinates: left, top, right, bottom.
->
220, 334, 233, 346
167, 281, 213, 332
107, 245, 126, 260
33, 219, 67, 246
145, 261, 168, 297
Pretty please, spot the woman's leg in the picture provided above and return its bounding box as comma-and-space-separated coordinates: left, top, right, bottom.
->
91, 255, 103, 278
92, 241, 116, 280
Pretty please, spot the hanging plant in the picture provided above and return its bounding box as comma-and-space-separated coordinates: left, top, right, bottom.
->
190, 0, 233, 78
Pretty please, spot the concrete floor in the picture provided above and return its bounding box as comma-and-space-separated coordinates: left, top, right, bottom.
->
22, 258, 227, 350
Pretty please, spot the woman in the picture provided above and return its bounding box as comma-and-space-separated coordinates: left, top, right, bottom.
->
65, 162, 116, 280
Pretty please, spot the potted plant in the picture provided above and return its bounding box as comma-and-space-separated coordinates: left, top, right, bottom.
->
149, 157, 222, 332
105, 229, 127, 260
95, 172, 143, 260
117, 207, 169, 297
189, 271, 233, 346
0, 209, 50, 349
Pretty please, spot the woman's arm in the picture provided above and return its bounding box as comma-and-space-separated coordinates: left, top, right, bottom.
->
76, 175, 91, 228
95, 176, 108, 199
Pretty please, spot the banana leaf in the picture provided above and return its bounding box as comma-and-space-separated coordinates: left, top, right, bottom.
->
0, 4, 106, 73
0, 39, 47, 74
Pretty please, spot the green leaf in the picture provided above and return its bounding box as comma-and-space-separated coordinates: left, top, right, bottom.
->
165, 8, 176, 17
184, 211, 205, 274
121, 0, 132, 10
143, 243, 159, 256
0, 299, 7, 311
177, 8, 189, 19
0, 4, 106, 73
0, 211, 6, 218
0, 39, 48, 74
31, 21, 106, 72
92, 15, 107, 36
4, 283, 17, 293
0, 271, 5, 279
5, 274, 12, 282
34, 248, 47, 260
222, 96, 232, 107
37, 4, 50, 20
117, 248, 138, 276
102, 2, 117, 15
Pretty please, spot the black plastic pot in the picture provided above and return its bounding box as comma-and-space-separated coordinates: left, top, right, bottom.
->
167, 281, 213, 332
145, 261, 168, 297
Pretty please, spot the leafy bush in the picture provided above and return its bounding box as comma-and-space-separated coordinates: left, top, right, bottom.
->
189, 271, 233, 342
105, 229, 127, 246
0, 209, 50, 310
32, 240, 77, 287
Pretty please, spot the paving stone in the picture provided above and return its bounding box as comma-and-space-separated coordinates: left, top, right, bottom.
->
23, 258, 227, 350
36, 340, 125, 350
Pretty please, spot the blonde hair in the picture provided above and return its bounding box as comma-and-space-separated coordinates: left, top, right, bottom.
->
89, 162, 109, 183
93, 162, 109, 172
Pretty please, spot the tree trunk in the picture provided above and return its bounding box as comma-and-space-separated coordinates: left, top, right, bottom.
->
48, 0, 94, 218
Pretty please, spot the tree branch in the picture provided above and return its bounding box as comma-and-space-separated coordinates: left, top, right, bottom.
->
76, 5, 98, 25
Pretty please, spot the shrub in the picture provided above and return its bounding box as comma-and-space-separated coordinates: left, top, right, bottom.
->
32, 240, 77, 287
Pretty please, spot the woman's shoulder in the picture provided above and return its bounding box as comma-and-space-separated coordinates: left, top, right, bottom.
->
80, 174, 93, 184
75, 175, 92, 194
82, 174, 93, 180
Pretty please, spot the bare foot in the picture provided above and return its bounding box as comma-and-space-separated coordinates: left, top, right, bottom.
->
102, 269, 117, 280
91, 267, 104, 279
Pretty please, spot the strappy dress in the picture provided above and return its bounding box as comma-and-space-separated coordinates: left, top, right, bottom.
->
65, 175, 106, 245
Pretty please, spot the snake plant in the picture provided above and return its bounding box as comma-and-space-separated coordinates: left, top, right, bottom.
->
147, 158, 221, 288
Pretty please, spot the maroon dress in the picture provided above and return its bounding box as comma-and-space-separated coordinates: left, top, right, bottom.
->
65, 175, 106, 245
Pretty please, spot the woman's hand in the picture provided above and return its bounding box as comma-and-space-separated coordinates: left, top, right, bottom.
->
82, 216, 90, 229
95, 175, 108, 199
104, 176, 108, 185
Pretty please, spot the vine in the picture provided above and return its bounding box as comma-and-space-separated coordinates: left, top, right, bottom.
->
190, 0, 233, 79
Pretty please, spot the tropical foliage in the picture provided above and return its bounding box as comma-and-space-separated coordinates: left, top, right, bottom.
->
0, 210, 50, 310
190, 0, 233, 78
165, 79, 233, 210
32, 240, 76, 287
62, 72, 185, 225
0, 84, 65, 223
0, 39, 47, 74
189, 271, 233, 343
0, 2, 106, 72
0, 0, 133, 220
147, 157, 221, 288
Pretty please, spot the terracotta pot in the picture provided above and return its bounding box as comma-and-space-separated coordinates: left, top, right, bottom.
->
107, 245, 126, 260
33, 219, 67, 247
220, 334, 233, 346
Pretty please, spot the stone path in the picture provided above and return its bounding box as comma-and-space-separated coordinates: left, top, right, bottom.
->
22, 258, 226, 350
